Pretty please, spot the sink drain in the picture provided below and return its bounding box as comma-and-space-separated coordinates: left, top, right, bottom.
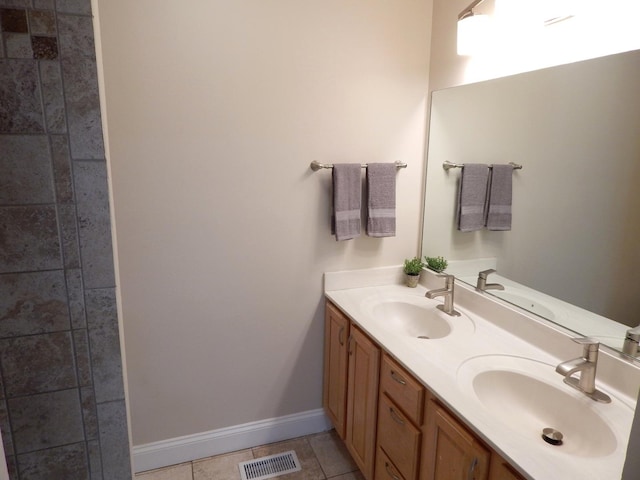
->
417, 335, 430, 339
542, 427, 563, 446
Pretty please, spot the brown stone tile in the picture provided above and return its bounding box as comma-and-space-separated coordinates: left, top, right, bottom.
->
0, 331, 78, 396
9, 388, 84, 453
74, 329, 93, 386
73, 162, 115, 288
0, 134, 54, 205
193, 449, 253, 480
0, 59, 45, 133
17, 442, 90, 479
309, 431, 357, 478
136, 462, 193, 480
0, 8, 28, 33
0, 270, 70, 338
59, 204, 81, 268
40, 64, 66, 132
31, 35, 57, 59
96, 400, 132, 479
328, 472, 364, 480
252, 437, 325, 480
4, 32, 32, 58
51, 135, 74, 200
61, 57, 104, 158
80, 386, 98, 439
57, 13, 93, 59
28, 10, 56, 35
66, 269, 86, 328
56, 0, 92, 16
86, 288, 124, 403
0, 206, 62, 273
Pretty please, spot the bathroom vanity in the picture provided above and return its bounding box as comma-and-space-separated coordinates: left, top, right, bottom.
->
322, 266, 640, 480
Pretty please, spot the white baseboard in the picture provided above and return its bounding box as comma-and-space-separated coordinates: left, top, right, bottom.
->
132, 408, 333, 473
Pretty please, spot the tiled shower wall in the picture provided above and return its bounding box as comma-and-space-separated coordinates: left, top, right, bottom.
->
0, 0, 131, 478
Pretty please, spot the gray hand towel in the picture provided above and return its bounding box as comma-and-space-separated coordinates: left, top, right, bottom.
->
332, 163, 362, 241
457, 163, 490, 232
366, 163, 396, 237
486, 164, 512, 231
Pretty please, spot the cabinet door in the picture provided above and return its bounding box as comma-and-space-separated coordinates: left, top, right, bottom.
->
423, 400, 489, 480
346, 325, 380, 480
488, 455, 526, 480
323, 301, 350, 438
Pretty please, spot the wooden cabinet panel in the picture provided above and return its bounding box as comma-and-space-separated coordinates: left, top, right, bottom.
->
380, 354, 424, 425
377, 393, 422, 480
323, 301, 350, 438
376, 446, 407, 480
423, 400, 490, 480
346, 325, 380, 480
489, 455, 526, 480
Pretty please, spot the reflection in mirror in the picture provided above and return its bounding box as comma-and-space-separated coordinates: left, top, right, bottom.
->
421, 49, 640, 355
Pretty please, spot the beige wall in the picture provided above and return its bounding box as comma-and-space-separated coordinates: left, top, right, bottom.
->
95, 1, 432, 445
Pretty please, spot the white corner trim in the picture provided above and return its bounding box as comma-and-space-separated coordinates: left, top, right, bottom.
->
132, 409, 332, 473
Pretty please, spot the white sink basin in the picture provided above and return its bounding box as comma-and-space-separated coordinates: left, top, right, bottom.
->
457, 355, 633, 457
361, 292, 475, 340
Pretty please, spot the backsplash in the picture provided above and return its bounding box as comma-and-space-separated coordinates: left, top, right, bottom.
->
0, 0, 131, 478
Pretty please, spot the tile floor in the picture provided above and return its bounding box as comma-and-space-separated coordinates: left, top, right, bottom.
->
135, 430, 364, 480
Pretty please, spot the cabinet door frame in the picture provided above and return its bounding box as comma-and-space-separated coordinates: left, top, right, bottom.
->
323, 301, 350, 438
345, 324, 380, 480
422, 398, 490, 480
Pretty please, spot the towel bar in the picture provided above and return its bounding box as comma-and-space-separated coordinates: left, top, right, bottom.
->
442, 161, 522, 171
310, 160, 407, 171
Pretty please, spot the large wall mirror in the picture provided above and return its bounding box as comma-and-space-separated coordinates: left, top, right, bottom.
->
421, 49, 640, 355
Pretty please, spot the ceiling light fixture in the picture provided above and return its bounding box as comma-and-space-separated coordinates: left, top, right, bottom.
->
457, 0, 491, 56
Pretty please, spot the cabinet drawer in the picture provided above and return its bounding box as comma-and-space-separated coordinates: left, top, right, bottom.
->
380, 354, 424, 425
377, 394, 421, 480
375, 446, 406, 480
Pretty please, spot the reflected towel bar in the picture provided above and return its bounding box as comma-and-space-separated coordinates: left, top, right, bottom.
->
442, 161, 522, 171
310, 160, 407, 171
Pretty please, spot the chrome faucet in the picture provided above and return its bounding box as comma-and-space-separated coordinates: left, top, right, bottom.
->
425, 274, 461, 317
622, 325, 640, 356
555, 337, 611, 403
476, 269, 505, 292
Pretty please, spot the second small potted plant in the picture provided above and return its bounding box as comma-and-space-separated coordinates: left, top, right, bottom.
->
403, 257, 425, 288
424, 255, 448, 273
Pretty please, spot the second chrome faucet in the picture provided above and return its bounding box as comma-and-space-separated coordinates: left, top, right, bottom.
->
555, 337, 611, 403
426, 274, 461, 317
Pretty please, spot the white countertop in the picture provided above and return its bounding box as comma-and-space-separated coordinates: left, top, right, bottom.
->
324, 266, 640, 480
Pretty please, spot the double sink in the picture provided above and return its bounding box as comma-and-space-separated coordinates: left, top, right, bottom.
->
325, 269, 638, 479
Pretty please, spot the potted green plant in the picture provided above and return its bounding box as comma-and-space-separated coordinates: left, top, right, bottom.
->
403, 256, 425, 288
424, 255, 448, 273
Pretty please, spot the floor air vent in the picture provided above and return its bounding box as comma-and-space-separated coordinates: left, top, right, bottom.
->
239, 450, 301, 480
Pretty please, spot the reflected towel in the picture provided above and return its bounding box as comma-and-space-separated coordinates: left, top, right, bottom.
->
457, 163, 490, 232
486, 164, 513, 231
332, 163, 362, 241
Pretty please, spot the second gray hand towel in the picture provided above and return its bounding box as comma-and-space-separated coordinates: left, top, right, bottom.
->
332, 163, 362, 241
486, 164, 513, 230
457, 163, 490, 232
366, 163, 396, 237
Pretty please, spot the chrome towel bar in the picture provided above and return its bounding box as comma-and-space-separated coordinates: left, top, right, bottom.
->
442, 161, 522, 171
310, 160, 407, 171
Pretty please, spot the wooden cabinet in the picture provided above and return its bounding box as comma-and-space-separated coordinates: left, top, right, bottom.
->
323, 301, 380, 480
323, 300, 526, 480
488, 456, 526, 480
422, 398, 490, 480
345, 324, 380, 480
323, 301, 350, 438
